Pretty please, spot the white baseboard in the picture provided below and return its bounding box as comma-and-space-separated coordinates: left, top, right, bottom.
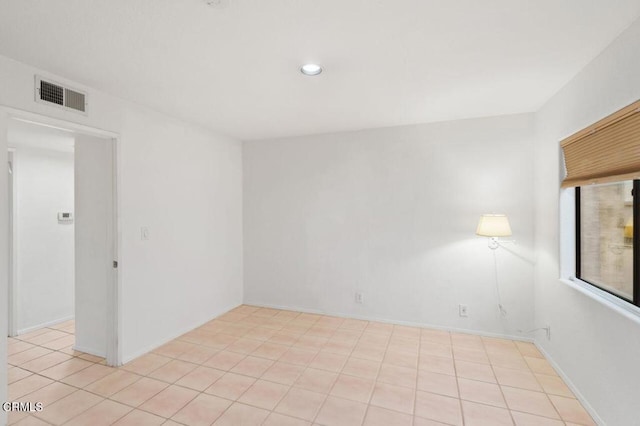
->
72, 344, 105, 358
534, 342, 604, 426
17, 315, 74, 335
121, 301, 243, 364
244, 301, 534, 343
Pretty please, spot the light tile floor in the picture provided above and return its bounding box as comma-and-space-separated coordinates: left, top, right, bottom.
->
6, 306, 596, 425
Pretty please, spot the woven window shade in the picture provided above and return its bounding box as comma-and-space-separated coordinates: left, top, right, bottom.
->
561, 100, 640, 188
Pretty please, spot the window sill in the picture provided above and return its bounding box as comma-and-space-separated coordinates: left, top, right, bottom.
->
560, 277, 640, 325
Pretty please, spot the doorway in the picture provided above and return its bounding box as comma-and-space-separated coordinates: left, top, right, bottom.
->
4, 112, 120, 366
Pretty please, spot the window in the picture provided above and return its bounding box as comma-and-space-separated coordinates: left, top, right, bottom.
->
575, 180, 638, 305
561, 99, 640, 308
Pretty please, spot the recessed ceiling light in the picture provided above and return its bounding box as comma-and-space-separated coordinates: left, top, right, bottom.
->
300, 64, 323, 76
203, 0, 228, 8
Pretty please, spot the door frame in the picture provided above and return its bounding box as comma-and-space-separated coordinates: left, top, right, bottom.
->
2, 106, 122, 366
7, 148, 16, 338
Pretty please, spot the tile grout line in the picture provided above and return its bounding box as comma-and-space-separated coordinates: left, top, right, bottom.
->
239, 309, 301, 425
255, 309, 316, 424
290, 313, 339, 425
483, 337, 515, 426
412, 327, 425, 426
8, 325, 122, 425
168, 308, 323, 424
450, 330, 463, 426
524, 350, 566, 423
7, 308, 595, 426
352, 322, 389, 426
328, 320, 378, 425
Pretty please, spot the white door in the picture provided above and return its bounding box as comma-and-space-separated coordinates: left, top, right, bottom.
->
74, 134, 115, 359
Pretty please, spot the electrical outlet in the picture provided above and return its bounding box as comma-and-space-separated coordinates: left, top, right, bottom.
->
141, 226, 150, 241
459, 304, 468, 317
355, 292, 364, 304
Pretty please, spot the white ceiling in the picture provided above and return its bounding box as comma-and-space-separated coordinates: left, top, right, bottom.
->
1, 1, 640, 141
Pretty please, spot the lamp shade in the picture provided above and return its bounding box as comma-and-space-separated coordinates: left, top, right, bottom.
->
476, 214, 512, 237
624, 217, 633, 239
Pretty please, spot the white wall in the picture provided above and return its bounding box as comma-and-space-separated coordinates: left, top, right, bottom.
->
11, 146, 75, 333
0, 54, 244, 366
244, 115, 536, 337
119, 106, 244, 360
534, 18, 640, 426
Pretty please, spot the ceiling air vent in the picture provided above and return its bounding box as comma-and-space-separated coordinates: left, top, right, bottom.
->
35, 76, 88, 114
